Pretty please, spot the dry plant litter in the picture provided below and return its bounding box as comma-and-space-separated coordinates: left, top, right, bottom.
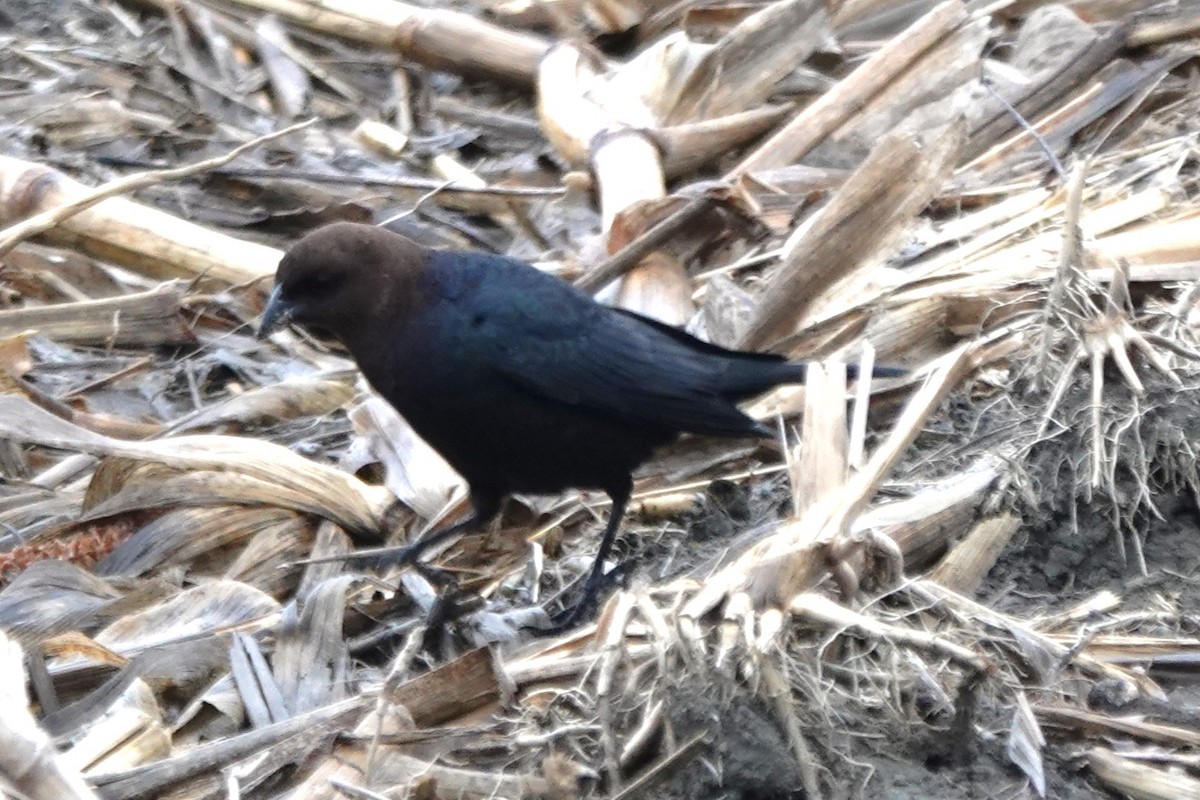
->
2, 0, 1200, 797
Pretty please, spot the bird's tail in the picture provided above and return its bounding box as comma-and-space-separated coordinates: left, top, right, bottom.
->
718, 357, 804, 400
721, 357, 903, 401
848, 362, 907, 379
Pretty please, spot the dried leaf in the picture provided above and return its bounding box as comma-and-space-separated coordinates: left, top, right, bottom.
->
344, 395, 464, 521
0, 395, 392, 535
1007, 691, 1046, 797
273, 576, 354, 714
255, 15, 311, 118
0, 561, 126, 642
95, 506, 301, 578
95, 580, 280, 653
61, 678, 169, 774
0, 631, 99, 800
167, 378, 355, 433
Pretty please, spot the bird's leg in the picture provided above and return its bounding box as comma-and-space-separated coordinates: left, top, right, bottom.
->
545, 481, 633, 630
381, 510, 488, 567
374, 494, 505, 617
297, 492, 502, 571
377, 493, 503, 652
421, 571, 486, 659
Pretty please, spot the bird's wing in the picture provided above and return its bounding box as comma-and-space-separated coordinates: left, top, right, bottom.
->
441, 262, 765, 436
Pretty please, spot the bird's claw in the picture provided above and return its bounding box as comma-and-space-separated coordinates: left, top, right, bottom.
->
420, 573, 487, 656
525, 561, 634, 637
411, 560, 457, 589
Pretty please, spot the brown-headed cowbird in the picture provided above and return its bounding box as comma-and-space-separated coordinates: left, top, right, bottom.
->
259, 222, 891, 625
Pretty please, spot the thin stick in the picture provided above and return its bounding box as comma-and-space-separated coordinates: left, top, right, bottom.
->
574, 196, 711, 293
980, 79, 1067, 183
159, 165, 566, 197
366, 625, 427, 784
1031, 162, 1088, 390
0, 118, 318, 259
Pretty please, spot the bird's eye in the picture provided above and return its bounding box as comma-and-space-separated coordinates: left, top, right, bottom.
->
293, 272, 333, 294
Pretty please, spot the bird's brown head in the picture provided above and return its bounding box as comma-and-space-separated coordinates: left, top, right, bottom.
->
258, 222, 427, 345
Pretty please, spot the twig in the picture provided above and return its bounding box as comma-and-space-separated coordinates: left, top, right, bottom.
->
377, 179, 459, 227
981, 79, 1067, 183
611, 730, 710, 800
326, 778, 394, 800
596, 591, 638, 793
790, 592, 990, 673
93, 161, 566, 198
574, 196, 711, 293
761, 660, 822, 800
1031, 161, 1088, 390
0, 118, 318, 260
367, 625, 427, 784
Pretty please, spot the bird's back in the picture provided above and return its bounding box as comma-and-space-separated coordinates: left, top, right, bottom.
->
431, 250, 802, 427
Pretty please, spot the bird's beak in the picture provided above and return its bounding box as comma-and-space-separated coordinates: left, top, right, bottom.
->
257, 285, 294, 339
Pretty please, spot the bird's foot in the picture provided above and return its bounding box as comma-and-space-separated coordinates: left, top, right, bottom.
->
418, 571, 488, 657
524, 604, 589, 638
537, 598, 592, 636
526, 561, 633, 637
411, 560, 457, 589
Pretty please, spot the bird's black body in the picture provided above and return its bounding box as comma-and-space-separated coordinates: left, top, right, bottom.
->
259, 223, 830, 627
352, 247, 802, 502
